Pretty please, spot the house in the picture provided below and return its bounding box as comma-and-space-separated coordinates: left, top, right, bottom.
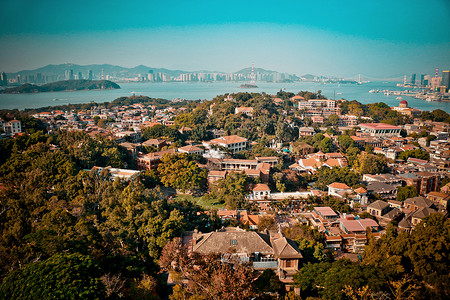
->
349, 187, 369, 207
217, 210, 238, 223
137, 148, 176, 170
310, 207, 339, 229
207, 170, 227, 185
367, 200, 390, 217
298, 127, 315, 137
362, 174, 402, 187
141, 138, 167, 149
403, 196, 433, 211
188, 227, 303, 284
203, 135, 248, 154
178, 145, 204, 155
3, 119, 22, 136
239, 211, 260, 230
252, 183, 271, 199
235, 107, 254, 118
427, 191, 450, 209
327, 182, 352, 198
366, 182, 397, 199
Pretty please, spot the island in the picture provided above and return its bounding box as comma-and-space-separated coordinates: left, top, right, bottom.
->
0, 79, 120, 94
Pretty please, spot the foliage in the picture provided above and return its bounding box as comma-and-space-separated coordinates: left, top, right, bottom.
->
208, 171, 251, 209
0, 253, 105, 299
294, 259, 387, 299
314, 167, 360, 190
397, 149, 429, 161
362, 215, 450, 298
159, 238, 258, 300
158, 153, 207, 192
353, 153, 388, 175
420, 109, 450, 123
396, 186, 418, 202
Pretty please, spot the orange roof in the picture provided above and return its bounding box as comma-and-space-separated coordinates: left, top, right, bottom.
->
354, 187, 367, 194
209, 135, 248, 145
328, 182, 350, 189
253, 183, 270, 191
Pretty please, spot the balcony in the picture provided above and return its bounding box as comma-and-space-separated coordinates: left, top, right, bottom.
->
253, 261, 279, 269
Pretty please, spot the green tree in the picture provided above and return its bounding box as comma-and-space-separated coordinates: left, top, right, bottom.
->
396, 186, 418, 202
353, 153, 388, 175
158, 153, 207, 193
0, 253, 105, 299
208, 171, 250, 209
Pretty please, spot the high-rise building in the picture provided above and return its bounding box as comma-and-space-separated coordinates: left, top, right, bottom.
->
88, 70, 93, 80
0, 72, 7, 86
431, 77, 442, 91
65, 69, 74, 80
420, 74, 425, 86
441, 70, 450, 90
410, 73, 416, 85
78, 72, 83, 80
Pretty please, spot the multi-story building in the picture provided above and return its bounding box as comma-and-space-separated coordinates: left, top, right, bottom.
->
3, 119, 22, 135
359, 123, 402, 137
203, 135, 248, 154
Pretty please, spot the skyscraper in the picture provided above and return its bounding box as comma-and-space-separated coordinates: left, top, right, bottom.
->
410, 73, 416, 85
0, 72, 7, 86
420, 74, 425, 86
78, 72, 83, 80
441, 71, 450, 91
88, 70, 93, 80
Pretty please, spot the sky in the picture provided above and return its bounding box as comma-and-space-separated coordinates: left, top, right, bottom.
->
0, 0, 449, 78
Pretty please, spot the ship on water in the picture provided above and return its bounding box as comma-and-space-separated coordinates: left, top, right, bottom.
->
239, 62, 258, 88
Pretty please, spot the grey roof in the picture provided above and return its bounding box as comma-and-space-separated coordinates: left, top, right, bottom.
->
193, 228, 274, 256
271, 237, 303, 259
192, 227, 303, 259
367, 200, 390, 210
398, 215, 412, 229
398, 173, 419, 179
381, 207, 403, 220
404, 196, 433, 208
367, 182, 397, 193
412, 207, 437, 219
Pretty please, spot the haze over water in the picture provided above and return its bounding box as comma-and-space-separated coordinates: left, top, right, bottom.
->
0, 81, 448, 113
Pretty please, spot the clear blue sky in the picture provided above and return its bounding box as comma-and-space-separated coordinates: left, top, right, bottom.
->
0, 0, 449, 78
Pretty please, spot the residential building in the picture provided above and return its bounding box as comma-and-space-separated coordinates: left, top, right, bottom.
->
359, 123, 402, 137
187, 227, 303, 284
203, 135, 248, 154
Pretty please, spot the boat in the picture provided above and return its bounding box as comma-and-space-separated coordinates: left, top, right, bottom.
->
396, 97, 403, 100
337, 92, 342, 95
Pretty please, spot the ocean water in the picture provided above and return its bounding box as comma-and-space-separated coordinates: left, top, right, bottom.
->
0, 81, 449, 112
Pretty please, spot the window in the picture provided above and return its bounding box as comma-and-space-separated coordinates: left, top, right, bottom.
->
231, 239, 237, 245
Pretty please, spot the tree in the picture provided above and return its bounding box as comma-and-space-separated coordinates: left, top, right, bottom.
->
337, 135, 355, 151
208, 171, 250, 209
0, 253, 105, 299
398, 149, 429, 161
353, 153, 388, 175
159, 238, 257, 300
158, 153, 207, 193
396, 186, 418, 202
318, 137, 333, 153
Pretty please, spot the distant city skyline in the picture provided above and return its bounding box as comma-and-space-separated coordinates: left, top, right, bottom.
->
0, 0, 449, 77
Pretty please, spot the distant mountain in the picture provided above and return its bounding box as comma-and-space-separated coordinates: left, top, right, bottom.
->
6, 63, 298, 81
6, 63, 216, 79
235, 67, 278, 75
300, 74, 315, 80
0, 80, 120, 94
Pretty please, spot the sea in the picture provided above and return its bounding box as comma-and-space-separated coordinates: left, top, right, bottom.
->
0, 81, 449, 113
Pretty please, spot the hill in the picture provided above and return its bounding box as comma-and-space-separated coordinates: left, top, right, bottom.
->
0, 80, 120, 94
